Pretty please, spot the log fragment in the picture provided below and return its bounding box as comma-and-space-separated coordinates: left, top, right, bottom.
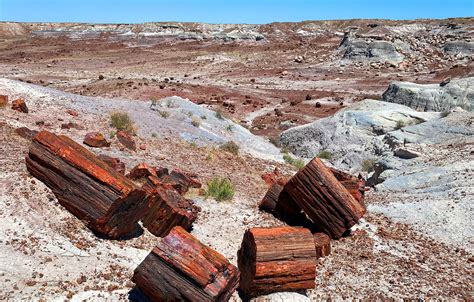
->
141, 181, 200, 237
97, 154, 126, 175
329, 167, 365, 204
25, 130, 147, 239
284, 158, 366, 238
238, 226, 317, 299
313, 232, 331, 258
132, 226, 239, 302
127, 163, 157, 180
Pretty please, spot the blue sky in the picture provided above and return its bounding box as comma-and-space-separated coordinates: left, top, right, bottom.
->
0, 0, 473, 24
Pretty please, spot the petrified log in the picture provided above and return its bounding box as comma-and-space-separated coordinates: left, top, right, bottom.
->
313, 232, 331, 258
132, 226, 239, 302
258, 182, 307, 226
141, 182, 200, 237
25, 130, 147, 239
284, 158, 366, 238
145, 167, 202, 195
329, 167, 365, 204
238, 226, 317, 299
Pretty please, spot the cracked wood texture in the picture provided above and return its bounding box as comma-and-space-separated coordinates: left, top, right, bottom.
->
141, 176, 200, 237
237, 226, 316, 299
284, 158, 366, 238
25, 130, 147, 239
132, 226, 240, 302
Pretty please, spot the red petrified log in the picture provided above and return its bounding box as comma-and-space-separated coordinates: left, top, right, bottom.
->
141, 176, 200, 237
238, 226, 317, 299
145, 167, 202, 195
25, 130, 147, 239
284, 158, 366, 238
132, 226, 240, 302
313, 232, 331, 258
258, 182, 306, 225
117, 130, 136, 151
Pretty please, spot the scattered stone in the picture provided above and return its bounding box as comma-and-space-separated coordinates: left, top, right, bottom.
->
66, 109, 78, 117
83, 132, 111, 148
0, 95, 8, 107
117, 131, 136, 151
11, 99, 28, 113
394, 147, 421, 159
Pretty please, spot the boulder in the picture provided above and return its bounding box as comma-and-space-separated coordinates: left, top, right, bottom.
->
382, 77, 474, 112
11, 98, 28, 113
117, 130, 136, 150
83, 132, 111, 148
341, 36, 405, 63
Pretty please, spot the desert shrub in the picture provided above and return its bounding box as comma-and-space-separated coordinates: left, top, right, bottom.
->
166, 99, 177, 108
395, 120, 406, 130
205, 177, 235, 201
109, 131, 116, 138
201, 115, 207, 120
219, 141, 239, 155
215, 108, 224, 120
361, 158, 377, 172
283, 153, 305, 170
151, 132, 158, 138
186, 111, 193, 117
268, 136, 281, 148
110, 112, 135, 134
317, 149, 333, 160
157, 110, 169, 118
191, 117, 201, 127
225, 124, 234, 132
441, 111, 450, 118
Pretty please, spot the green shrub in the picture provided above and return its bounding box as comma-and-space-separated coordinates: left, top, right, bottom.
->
215, 108, 224, 120
395, 120, 405, 130
317, 149, 333, 160
219, 141, 239, 155
110, 112, 135, 134
151, 132, 158, 138
191, 117, 201, 127
361, 159, 377, 172
157, 110, 169, 118
283, 153, 305, 170
268, 136, 281, 148
225, 124, 234, 132
205, 177, 235, 201
166, 99, 177, 108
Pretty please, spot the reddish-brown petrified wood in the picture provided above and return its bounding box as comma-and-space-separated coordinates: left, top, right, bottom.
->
313, 232, 331, 258
97, 154, 126, 175
284, 158, 366, 238
329, 167, 366, 204
25, 130, 147, 239
132, 226, 240, 302
127, 162, 157, 180
141, 179, 200, 237
238, 226, 317, 299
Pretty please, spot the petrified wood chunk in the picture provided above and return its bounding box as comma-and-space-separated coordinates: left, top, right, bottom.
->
284, 158, 366, 238
132, 226, 240, 302
141, 182, 200, 237
83, 132, 110, 148
313, 232, 331, 258
238, 226, 317, 299
117, 130, 136, 151
127, 163, 157, 180
25, 130, 147, 239
97, 154, 126, 175
0, 95, 8, 107
329, 167, 365, 204
12, 98, 28, 113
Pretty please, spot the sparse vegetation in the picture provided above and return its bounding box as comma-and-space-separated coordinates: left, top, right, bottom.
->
157, 110, 170, 118
109, 131, 116, 138
441, 111, 450, 118
205, 177, 235, 202
317, 149, 333, 160
186, 111, 193, 117
361, 158, 377, 172
166, 99, 177, 108
268, 136, 281, 148
283, 153, 305, 170
225, 124, 234, 132
219, 141, 239, 155
215, 108, 224, 120
395, 120, 406, 130
151, 132, 158, 138
201, 115, 207, 120
110, 112, 135, 134
191, 117, 201, 127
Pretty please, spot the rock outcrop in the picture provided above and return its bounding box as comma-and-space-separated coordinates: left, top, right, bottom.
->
382, 77, 474, 112
340, 33, 405, 63
444, 41, 474, 56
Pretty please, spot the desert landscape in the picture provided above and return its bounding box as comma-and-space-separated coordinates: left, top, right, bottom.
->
0, 18, 473, 301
